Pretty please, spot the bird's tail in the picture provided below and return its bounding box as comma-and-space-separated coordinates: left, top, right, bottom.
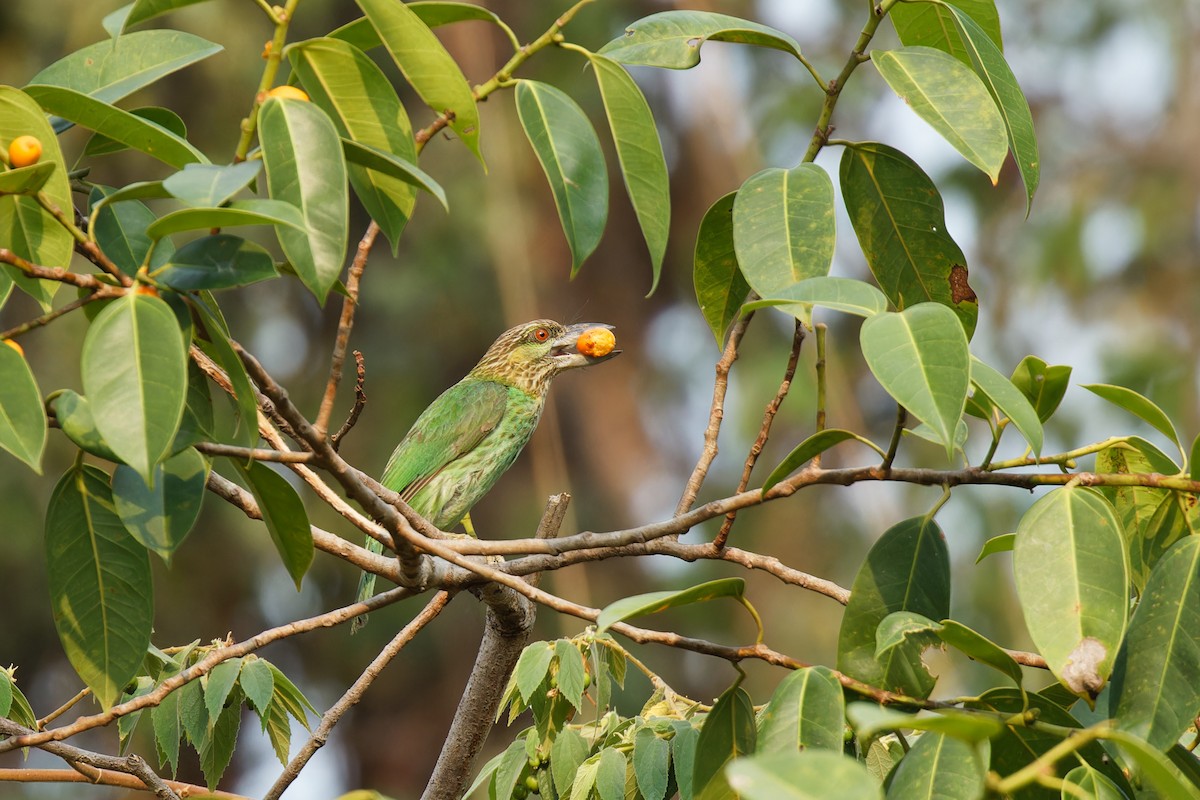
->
351, 536, 385, 633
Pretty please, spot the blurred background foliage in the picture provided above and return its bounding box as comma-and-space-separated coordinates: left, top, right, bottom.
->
1, 0, 1199, 796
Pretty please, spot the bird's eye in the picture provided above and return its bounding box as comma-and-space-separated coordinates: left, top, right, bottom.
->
532, 327, 550, 342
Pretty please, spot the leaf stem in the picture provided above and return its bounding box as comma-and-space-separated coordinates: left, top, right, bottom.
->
987, 436, 1131, 471
234, 0, 302, 162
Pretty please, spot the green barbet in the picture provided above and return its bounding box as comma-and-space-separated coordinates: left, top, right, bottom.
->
354, 319, 619, 627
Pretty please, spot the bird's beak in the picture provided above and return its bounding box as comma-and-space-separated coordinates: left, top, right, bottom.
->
549, 322, 621, 370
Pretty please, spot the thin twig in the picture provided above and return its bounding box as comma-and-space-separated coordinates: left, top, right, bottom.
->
815, 323, 827, 432
332, 350, 367, 451
0, 248, 115, 291
0, 293, 106, 341
264, 591, 453, 800
315, 222, 378, 437
194, 442, 316, 463
0, 769, 246, 798
881, 404, 906, 470
714, 321, 805, 548
35, 688, 90, 730
676, 310, 755, 516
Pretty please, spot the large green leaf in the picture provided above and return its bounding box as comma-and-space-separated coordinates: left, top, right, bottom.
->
81, 293, 188, 483
1082, 383, 1180, 452
104, 0, 216, 37
762, 429, 885, 494
944, 5, 1039, 210
28, 30, 221, 106
25, 84, 207, 168
726, 751, 883, 800
587, 53, 670, 294
1013, 487, 1129, 698
329, 2, 521, 54
694, 683, 756, 796
837, 517, 950, 698
871, 47, 1007, 182
596, 577, 747, 633
354, 0, 481, 161
1100, 728, 1196, 800
633, 727, 670, 800
733, 164, 835, 307
1110, 536, 1200, 750
884, 732, 985, 800
162, 161, 260, 207
152, 234, 278, 290
258, 97, 349, 303
1062, 765, 1127, 800
45, 465, 153, 709
287, 36, 418, 251
693, 192, 749, 348
0, 87, 73, 285
757, 667, 844, 753
340, 139, 446, 210
112, 447, 209, 565
1009, 355, 1071, 423
599, 10, 803, 69
146, 198, 305, 240
0, 341, 46, 471
970, 356, 1043, 455
83, 106, 187, 159
840, 142, 977, 335
847, 703, 1003, 742
597, 747, 627, 800
515, 80, 608, 276
860, 303, 971, 460
234, 460, 313, 590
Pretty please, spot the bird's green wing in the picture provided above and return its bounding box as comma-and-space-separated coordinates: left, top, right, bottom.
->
380, 378, 510, 501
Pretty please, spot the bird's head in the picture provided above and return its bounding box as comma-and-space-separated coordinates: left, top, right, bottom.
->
470, 319, 620, 395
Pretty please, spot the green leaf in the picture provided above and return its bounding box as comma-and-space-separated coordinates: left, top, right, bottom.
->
1100, 728, 1196, 800
763, 429, 885, 494
634, 726, 670, 800
199, 689, 241, 790
726, 751, 883, 800
554, 640, 586, 713
104, 0, 216, 37
268, 661, 317, 726
151, 685, 181, 776
597, 747, 627, 800
1082, 383, 1180, 451
597, 577, 747, 633
193, 300, 257, 448
90, 185, 174, 272
1014, 487, 1129, 698
840, 142, 977, 336
340, 138, 446, 210
82, 293, 188, 482
204, 658, 242, 723
287, 36, 418, 251
112, 447, 208, 564
837, 517, 950, 698
970, 357, 1044, 455
733, 164, 836, 306
944, 4, 1039, 210
162, 161, 260, 207
1009, 356, 1071, 423
975, 532, 1015, 563
599, 10, 803, 69
551, 727, 591, 796
239, 657, 275, 719
744, 276, 890, 319
1110, 536, 1200, 750
891, 0, 1003, 61
693, 192, 749, 348
938, 619, 1023, 687
0, 340, 46, 471
87, 181, 172, 226
147, 199, 306, 241
671, 719, 699, 799
493, 737, 530, 799
25, 84, 207, 169
1062, 764, 1129, 800
84, 106, 187, 158
693, 683, 756, 795
870, 47, 1007, 182
586, 53, 670, 293
874, 611, 942, 662
29, 30, 221, 106
0, 162, 57, 196
884, 731, 986, 800
860, 303, 971, 460
512, 641, 554, 706
354, 0, 481, 161
846, 703, 1003, 742
45, 465, 153, 709
152, 234, 278, 291
0, 669, 11, 718
234, 460, 313, 590
0, 87, 73, 276
258, 97, 349, 303
515, 80, 608, 276
48, 390, 120, 461
757, 666, 845, 753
